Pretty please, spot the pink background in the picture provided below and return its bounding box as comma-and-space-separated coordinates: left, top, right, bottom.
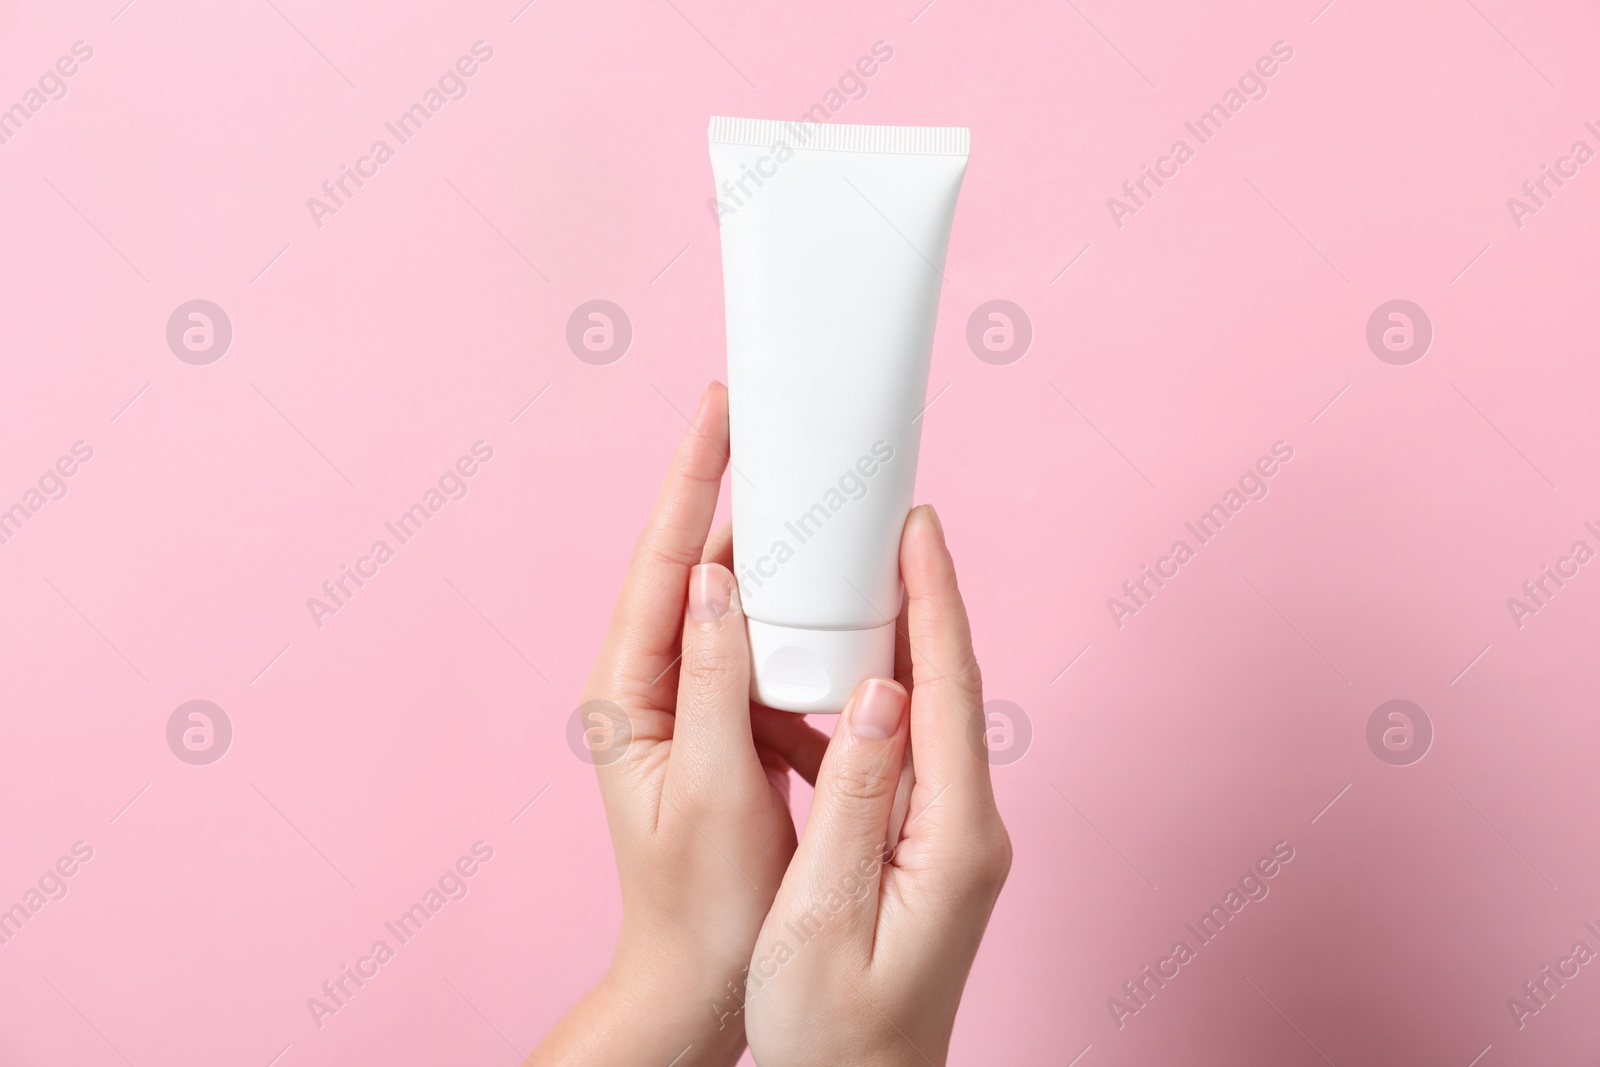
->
2, 0, 1598, 1063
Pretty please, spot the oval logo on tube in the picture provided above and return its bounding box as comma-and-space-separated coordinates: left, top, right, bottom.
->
966, 300, 1032, 365
566, 300, 632, 365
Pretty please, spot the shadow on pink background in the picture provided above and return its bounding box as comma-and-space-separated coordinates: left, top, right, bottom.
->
2, 0, 1598, 1063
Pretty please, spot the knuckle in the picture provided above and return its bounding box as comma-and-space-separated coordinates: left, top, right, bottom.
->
918, 649, 984, 705
680, 645, 738, 692
594, 657, 668, 710
950, 647, 985, 697
952, 813, 1012, 893
635, 526, 702, 570
986, 824, 1015, 886
828, 752, 899, 804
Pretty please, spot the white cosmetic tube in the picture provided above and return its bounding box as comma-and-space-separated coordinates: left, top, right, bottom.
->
708, 116, 969, 713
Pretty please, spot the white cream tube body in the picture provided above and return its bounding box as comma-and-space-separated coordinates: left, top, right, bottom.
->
709, 117, 969, 713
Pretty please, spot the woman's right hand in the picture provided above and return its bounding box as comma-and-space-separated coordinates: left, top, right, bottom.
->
742, 504, 1012, 1067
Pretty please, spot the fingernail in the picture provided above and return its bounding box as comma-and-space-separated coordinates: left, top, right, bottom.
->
688, 564, 732, 621
850, 679, 906, 741
925, 504, 944, 539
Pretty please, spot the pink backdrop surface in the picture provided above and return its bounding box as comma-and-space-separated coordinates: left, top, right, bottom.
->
2, 0, 1598, 1064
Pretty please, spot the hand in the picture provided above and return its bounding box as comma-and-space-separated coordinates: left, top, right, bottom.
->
530, 382, 830, 1067
742, 505, 1013, 1067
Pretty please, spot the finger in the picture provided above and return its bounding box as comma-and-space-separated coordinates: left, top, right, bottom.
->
592, 383, 729, 701
900, 505, 996, 811
665, 562, 758, 790
750, 705, 830, 786
705, 518, 833, 783
886, 743, 914, 856
756, 744, 793, 804
702, 519, 734, 569
699, 517, 833, 789
892, 589, 914, 694
784, 677, 909, 942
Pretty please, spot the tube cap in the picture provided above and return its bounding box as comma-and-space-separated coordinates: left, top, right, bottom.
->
746, 618, 896, 714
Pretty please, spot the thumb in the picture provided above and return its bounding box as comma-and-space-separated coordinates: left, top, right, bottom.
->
784, 678, 909, 943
